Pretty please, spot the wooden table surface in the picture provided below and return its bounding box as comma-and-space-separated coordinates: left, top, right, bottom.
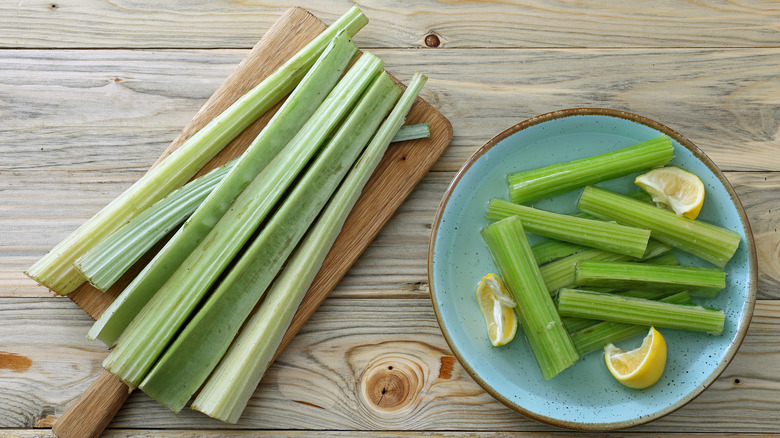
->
1, 1, 778, 437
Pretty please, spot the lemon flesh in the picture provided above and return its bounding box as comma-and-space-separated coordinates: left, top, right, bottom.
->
635, 166, 705, 219
604, 326, 667, 389
476, 273, 518, 347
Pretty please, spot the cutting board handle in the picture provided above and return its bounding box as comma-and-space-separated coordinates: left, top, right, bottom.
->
52, 370, 130, 438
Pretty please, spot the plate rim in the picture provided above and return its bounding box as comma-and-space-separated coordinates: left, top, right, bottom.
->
427, 107, 758, 430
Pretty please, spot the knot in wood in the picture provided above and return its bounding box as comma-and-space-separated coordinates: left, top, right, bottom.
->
360, 357, 422, 413
424, 33, 442, 48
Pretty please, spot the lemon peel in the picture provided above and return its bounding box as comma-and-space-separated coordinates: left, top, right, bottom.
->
604, 326, 667, 389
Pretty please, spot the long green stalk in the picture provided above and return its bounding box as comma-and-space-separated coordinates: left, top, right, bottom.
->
557, 288, 725, 335
538, 240, 670, 293
88, 31, 361, 347
481, 216, 579, 380
577, 185, 741, 267
192, 73, 429, 423
75, 158, 238, 292
569, 291, 693, 355
486, 199, 651, 258
138, 72, 401, 412
507, 135, 673, 204
103, 52, 384, 388
574, 260, 726, 298
24, 6, 368, 295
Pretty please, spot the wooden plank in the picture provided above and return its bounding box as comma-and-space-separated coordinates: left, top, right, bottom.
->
0, 0, 778, 49
0, 297, 777, 432
3, 170, 779, 300
0, 48, 778, 173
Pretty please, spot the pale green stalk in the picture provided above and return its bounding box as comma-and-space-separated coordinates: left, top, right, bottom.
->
557, 288, 725, 335
103, 52, 384, 388
574, 260, 726, 298
75, 158, 237, 292
192, 73, 429, 423
25, 6, 368, 295
481, 216, 579, 380
88, 31, 360, 347
577, 185, 741, 267
507, 135, 673, 204
531, 240, 585, 265
138, 72, 401, 412
486, 199, 651, 258
391, 123, 430, 142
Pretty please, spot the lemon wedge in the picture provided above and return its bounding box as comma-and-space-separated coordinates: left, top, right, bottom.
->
635, 166, 705, 219
476, 273, 518, 347
604, 326, 667, 389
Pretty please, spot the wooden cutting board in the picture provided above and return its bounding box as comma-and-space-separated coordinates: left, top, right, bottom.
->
52, 6, 452, 438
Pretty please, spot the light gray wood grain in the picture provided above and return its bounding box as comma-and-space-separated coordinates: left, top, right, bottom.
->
0, 297, 777, 432
0, 0, 778, 49
1, 49, 777, 174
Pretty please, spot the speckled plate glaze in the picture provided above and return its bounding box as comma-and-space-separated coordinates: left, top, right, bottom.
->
428, 108, 757, 430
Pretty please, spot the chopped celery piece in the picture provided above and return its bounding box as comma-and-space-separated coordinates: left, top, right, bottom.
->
75, 158, 238, 292
24, 6, 368, 295
103, 51, 384, 388
391, 123, 430, 142
531, 240, 586, 265
615, 289, 691, 301
139, 72, 401, 412
192, 73, 428, 423
481, 216, 579, 380
557, 288, 725, 335
538, 239, 671, 293
89, 31, 361, 348
570, 291, 693, 355
577, 186, 741, 267
486, 199, 651, 258
574, 260, 726, 298
507, 135, 673, 204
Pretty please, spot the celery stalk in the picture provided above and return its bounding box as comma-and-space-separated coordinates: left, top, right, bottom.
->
24, 6, 368, 295
75, 158, 238, 292
103, 52, 384, 388
531, 240, 585, 265
557, 288, 725, 335
574, 260, 726, 298
486, 199, 651, 258
507, 135, 673, 204
138, 72, 402, 412
192, 73, 429, 423
391, 123, 430, 142
570, 291, 694, 355
577, 186, 741, 267
538, 240, 670, 293
88, 31, 361, 347
481, 216, 579, 380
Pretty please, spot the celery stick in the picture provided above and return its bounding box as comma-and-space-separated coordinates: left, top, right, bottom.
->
561, 316, 598, 333
24, 6, 368, 295
75, 158, 238, 292
391, 123, 430, 142
507, 135, 673, 204
577, 185, 741, 267
570, 291, 694, 355
615, 289, 686, 301
531, 240, 586, 265
574, 260, 726, 298
103, 52, 384, 388
486, 199, 651, 258
557, 288, 725, 334
642, 252, 679, 266
481, 216, 579, 380
192, 73, 428, 423
539, 239, 671, 293
139, 73, 401, 412
89, 31, 361, 348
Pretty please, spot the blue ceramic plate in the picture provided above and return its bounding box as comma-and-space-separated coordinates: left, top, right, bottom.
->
428, 108, 757, 430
